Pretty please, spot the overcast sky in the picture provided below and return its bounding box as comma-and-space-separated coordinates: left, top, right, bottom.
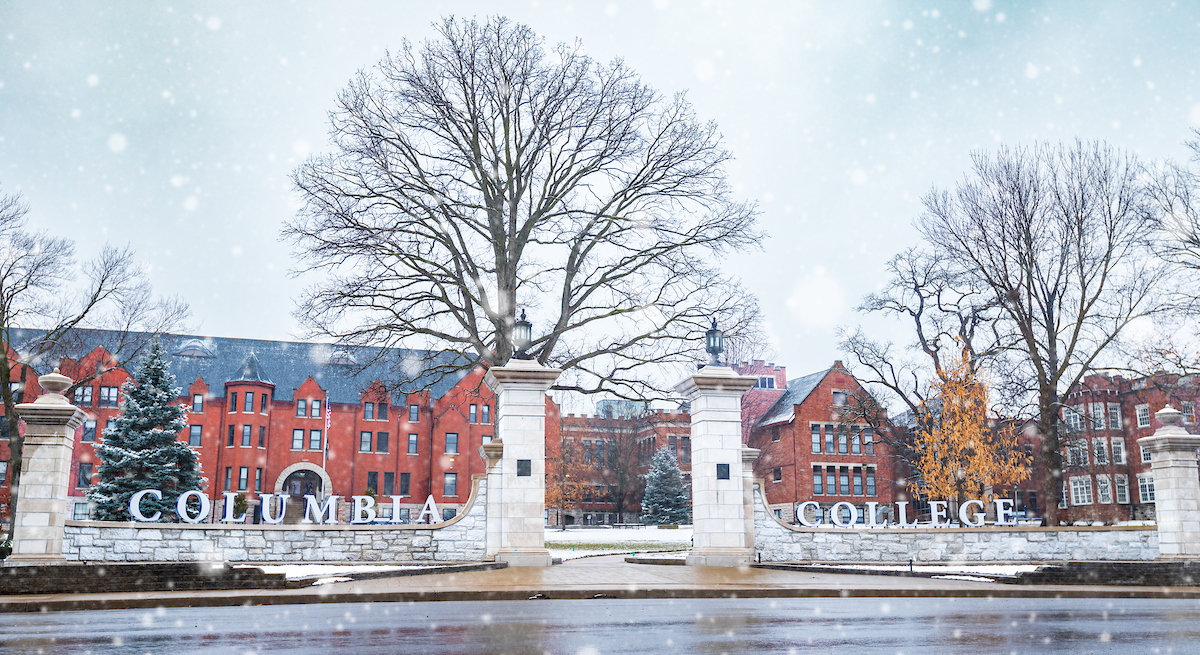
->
2, 1, 1198, 389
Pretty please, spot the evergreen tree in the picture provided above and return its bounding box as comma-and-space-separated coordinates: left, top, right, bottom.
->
89, 340, 203, 521
640, 446, 690, 525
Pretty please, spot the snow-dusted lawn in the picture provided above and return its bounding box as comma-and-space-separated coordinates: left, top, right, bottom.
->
235, 564, 431, 580
544, 526, 691, 560
806, 563, 1039, 577
544, 526, 692, 544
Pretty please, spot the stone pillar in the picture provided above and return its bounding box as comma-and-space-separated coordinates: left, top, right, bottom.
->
1138, 406, 1200, 559
675, 365, 757, 567
8, 369, 87, 564
484, 358, 561, 567
741, 447, 760, 556
479, 440, 504, 560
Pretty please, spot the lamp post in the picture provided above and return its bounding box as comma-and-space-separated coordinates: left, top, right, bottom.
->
705, 318, 724, 366
513, 309, 533, 360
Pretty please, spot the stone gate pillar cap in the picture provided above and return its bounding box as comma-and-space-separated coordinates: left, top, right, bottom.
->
33, 368, 74, 405
1157, 405, 1182, 426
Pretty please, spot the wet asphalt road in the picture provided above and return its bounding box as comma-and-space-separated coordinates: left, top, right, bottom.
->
2, 597, 1200, 654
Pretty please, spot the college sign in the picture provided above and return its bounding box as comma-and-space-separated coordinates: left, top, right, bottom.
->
796, 498, 1022, 528
127, 490, 448, 525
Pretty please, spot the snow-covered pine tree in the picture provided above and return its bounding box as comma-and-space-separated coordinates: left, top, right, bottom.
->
640, 446, 690, 525
89, 340, 203, 521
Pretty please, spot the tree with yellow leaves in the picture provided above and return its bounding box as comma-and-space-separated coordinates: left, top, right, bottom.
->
913, 349, 1030, 507
545, 436, 589, 529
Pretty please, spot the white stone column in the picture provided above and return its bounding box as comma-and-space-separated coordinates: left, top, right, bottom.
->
484, 358, 561, 567
742, 447, 760, 556
1138, 406, 1200, 559
479, 440, 504, 560
676, 365, 757, 567
8, 369, 88, 564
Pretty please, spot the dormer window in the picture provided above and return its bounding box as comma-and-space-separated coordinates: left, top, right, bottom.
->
175, 338, 216, 358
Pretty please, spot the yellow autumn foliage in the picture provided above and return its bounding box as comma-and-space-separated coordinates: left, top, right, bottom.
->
913, 350, 1030, 501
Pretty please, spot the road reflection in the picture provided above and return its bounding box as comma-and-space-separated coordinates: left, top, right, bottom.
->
2, 597, 1199, 653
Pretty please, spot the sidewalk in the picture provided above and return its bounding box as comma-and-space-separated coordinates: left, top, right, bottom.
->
3, 555, 1199, 613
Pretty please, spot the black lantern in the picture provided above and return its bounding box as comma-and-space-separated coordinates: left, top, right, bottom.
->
704, 318, 724, 366
513, 309, 533, 359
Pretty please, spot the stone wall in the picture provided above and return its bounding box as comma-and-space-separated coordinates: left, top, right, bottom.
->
752, 486, 1159, 563
61, 476, 488, 563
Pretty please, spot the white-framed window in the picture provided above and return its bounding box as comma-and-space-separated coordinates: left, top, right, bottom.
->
1138, 474, 1156, 503
72, 503, 90, 520
1093, 438, 1108, 465
1111, 438, 1126, 465
1066, 440, 1089, 466
1096, 475, 1113, 504
360, 431, 373, 452
74, 386, 94, 406
756, 376, 776, 389
1184, 401, 1196, 424
1090, 403, 1105, 430
1063, 405, 1085, 432
1069, 476, 1094, 505
1136, 404, 1150, 428
1141, 446, 1152, 463
1108, 403, 1122, 430
1115, 474, 1130, 504
1059, 482, 1069, 508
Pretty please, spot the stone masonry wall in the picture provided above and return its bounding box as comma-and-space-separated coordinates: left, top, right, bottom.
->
61, 477, 488, 563
752, 486, 1159, 563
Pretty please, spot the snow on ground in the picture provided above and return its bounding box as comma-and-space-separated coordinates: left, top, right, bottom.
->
806, 563, 1039, 577
544, 526, 692, 560
543, 526, 692, 544
235, 564, 430, 580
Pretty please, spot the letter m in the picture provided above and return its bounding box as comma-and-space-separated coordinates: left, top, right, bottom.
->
302, 494, 340, 524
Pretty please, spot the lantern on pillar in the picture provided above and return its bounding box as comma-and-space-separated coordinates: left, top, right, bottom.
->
513, 309, 533, 360
705, 318, 724, 366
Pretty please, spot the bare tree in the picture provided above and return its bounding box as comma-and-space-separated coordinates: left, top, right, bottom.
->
916, 140, 1166, 525
284, 16, 763, 399
837, 248, 1011, 478
0, 187, 189, 540
589, 414, 647, 523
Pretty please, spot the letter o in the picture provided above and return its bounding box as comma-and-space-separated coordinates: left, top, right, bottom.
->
830, 501, 858, 527
129, 489, 163, 522
176, 490, 211, 524
795, 501, 822, 527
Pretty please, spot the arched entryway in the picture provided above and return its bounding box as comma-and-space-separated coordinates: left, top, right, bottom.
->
273, 463, 333, 524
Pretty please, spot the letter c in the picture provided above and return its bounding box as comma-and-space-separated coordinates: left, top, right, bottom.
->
796, 501, 822, 527
129, 489, 163, 522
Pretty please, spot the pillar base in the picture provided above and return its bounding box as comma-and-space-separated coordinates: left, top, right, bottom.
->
495, 548, 554, 567
686, 547, 753, 568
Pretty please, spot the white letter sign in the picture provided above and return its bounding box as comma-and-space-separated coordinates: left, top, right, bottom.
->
129, 489, 162, 522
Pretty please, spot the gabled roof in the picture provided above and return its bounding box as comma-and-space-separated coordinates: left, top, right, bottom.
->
754, 367, 831, 428
11, 328, 469, 404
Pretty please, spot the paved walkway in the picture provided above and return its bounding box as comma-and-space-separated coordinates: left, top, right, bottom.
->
3, 555, 1199, 612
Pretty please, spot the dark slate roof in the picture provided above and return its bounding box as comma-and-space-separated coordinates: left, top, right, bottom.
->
754, 367, 831, 428
10, 328, 469, 404
230, 351, 273, 385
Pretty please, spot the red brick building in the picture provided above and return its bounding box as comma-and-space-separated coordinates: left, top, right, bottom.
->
2, 330, 501, 524
1048, 373, 1200, 524
740, 360, 898, 525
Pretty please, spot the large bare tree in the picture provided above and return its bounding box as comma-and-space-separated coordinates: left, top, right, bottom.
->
285, 16, 762, 398
916, 140, 1166, 525
837, 247, 1010, 468
0, 187, 189, 540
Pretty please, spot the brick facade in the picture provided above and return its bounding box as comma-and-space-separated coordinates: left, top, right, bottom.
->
740, 360, 898, 525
